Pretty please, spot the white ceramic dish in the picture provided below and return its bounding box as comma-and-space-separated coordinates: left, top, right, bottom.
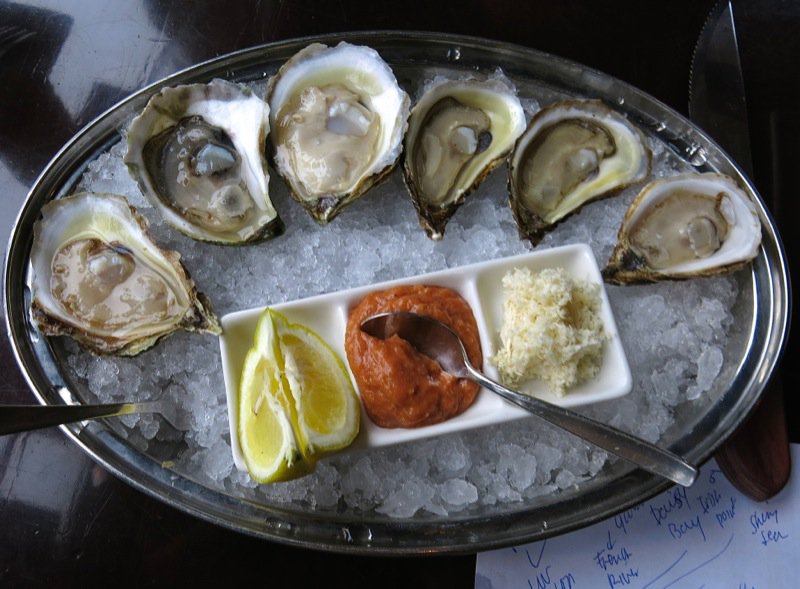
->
219, 243, 632, 471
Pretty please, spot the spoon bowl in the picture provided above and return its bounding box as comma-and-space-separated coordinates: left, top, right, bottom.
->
360, 311, 698, 487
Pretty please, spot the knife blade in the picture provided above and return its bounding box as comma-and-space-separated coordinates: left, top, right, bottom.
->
689, 0, 790, 500
689, 0, 753, 174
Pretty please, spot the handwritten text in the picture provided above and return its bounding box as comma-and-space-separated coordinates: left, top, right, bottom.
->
649, 487, 691, 527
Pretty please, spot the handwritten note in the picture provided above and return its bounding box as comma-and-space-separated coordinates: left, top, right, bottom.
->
476, 444, 799, 589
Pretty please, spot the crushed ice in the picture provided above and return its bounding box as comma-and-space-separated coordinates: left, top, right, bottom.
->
60, 81, 746, 520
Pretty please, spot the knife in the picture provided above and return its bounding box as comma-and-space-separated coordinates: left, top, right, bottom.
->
689, 0, 753, 175
689, 0, 791, 500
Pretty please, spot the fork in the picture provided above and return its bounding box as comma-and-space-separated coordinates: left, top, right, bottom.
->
0, 399, 177, 436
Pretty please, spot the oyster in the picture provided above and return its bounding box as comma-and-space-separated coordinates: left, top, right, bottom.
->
508, 99, 651, 244
267, 42, 410, 223
602, 173, 762, 284
403, 75, 526, 239
124, 78, 282, 244
29, 193, 221, 356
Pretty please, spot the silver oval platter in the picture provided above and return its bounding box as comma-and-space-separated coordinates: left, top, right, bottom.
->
2, 32, 789, 554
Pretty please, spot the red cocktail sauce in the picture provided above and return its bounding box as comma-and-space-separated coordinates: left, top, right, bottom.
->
345, 285, 482, 428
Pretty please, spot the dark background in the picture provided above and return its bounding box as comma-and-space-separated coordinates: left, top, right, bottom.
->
1, 0, 797, 585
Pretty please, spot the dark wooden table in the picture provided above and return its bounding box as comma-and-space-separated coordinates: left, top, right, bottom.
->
1, 0, 797, 585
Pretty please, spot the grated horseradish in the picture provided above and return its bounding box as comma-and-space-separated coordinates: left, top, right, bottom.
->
491, 266, 607, 395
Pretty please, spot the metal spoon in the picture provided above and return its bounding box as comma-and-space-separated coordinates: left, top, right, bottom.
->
360, 311, 698, 487
0, 399, 172, 436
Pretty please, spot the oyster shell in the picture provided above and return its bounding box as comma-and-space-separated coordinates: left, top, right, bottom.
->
29, 193, 221, 356
124, 78, 282, 244
602, 173, 762, 284
403, 75, 526, 239
267, 42, 410, 223
508, 99, 651, 244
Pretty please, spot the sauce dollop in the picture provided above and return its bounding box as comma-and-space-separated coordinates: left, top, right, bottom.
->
345, 285, 482, 428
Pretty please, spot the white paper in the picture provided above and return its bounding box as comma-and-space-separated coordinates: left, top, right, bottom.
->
476, 444, 798, 589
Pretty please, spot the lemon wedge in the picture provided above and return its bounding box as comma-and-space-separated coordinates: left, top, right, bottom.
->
277, 319, 361, 454
238, 308, 359, 483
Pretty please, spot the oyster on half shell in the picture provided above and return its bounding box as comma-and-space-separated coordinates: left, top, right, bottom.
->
508, 99, 651, 245
124, 78, 282, 244
267, 42, 410, 223
403, 75, 526, 239
29, 193, 221, 356
602, 173, 762, 284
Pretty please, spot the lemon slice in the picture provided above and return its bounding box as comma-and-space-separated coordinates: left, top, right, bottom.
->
275, 314, 360, 454
238, 309, 359, 483
238, 310, 311, 483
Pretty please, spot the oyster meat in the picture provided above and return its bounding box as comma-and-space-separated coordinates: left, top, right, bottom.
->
267, 42, 410, 223
508, 99, 651, 244
29, 193, 221, 355
403, 75, 526, 239
602, 173, 762, 284
124, 78, 282, 244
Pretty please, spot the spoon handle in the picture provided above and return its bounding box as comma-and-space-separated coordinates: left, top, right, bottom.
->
0, 402, 160, 436
466, 367, 698, 487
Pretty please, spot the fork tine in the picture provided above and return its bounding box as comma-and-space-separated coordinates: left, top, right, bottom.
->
0, 25, 36, 59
